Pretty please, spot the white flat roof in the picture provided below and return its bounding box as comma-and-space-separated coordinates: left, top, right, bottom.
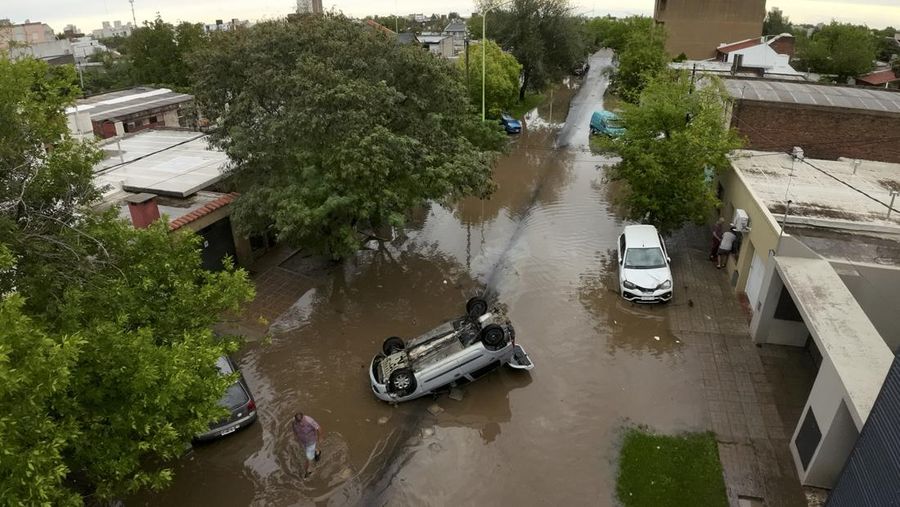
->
775, 256, 892, 426
94, 130, 227, 198
731, 150, 900, 231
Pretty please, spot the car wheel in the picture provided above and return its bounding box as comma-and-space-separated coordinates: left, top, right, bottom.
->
382, 336, 405, 355
389, 368, 416, 396
466, 297, 489, 318
480, 324, 507, 350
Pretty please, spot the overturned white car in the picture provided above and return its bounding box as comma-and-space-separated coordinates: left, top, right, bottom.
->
369, 298, 533, 403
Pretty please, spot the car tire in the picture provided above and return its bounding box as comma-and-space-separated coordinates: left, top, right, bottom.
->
466, 297, 488, 318
382, 336, 405, 355
389, 368, 416, 396
480, 324, 507, 350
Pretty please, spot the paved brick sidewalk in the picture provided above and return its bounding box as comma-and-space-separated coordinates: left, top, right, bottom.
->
665, 226, 813, 507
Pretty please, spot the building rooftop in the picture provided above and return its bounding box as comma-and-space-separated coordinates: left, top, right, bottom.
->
68, 87, 193, 122
731, 150, 900, 232
774, 256, 893, 426
109, 190, 235, 228
94, 130, 227, 198
724, 79, 900, 114
671, 61, 806, 80
418, 34, 449, 44
857, 69, 899, 87
443, 20, 466, 33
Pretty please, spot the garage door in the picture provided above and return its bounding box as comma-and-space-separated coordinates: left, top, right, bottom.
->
745, 252, 765, 313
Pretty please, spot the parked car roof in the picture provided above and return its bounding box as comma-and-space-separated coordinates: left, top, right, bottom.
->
623, 225, 661, 248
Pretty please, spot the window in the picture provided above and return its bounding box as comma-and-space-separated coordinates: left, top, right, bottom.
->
624, 248, 667, 269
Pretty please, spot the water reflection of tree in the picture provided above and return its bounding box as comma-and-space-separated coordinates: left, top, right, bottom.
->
452, 137, 576, 227
577, 250, 681, 357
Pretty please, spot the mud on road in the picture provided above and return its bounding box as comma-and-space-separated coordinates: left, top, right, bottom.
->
132, 50, 708, 506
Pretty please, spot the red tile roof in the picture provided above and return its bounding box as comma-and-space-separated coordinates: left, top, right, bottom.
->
857, 69, 899, 86
717, 37, 763, 54
169, 192, 239, 231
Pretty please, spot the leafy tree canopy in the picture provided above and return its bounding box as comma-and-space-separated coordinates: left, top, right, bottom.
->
191, 15, 506, 258
125, 17, 209, 89
763, 7, 793, 37
596, 72, 742, 233
610, 20, 669, 103
585, 15, 654, 53
483, 0, 586, 99
458, 40, 523, 116
0, 57, 254, 503
795, 21, 876, 80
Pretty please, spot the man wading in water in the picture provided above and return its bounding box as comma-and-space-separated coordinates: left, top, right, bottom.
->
292, 412, 322, 478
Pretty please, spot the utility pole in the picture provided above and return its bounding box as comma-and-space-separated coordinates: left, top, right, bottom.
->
464, 37, 470, 92
129, 0, 137, 27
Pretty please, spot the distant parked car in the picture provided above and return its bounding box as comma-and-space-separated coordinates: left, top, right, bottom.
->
369, 297, 534, 403
573, 60, 590, 76
617, 225, 673, 304
499, 112, 522, 134
195, 356, 258, 441
590, 110, 625, 138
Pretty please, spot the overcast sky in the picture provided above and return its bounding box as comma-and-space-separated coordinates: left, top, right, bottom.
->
6, 0, 900, 33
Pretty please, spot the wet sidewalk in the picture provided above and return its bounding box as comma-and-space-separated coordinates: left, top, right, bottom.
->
665, 226, 812, 507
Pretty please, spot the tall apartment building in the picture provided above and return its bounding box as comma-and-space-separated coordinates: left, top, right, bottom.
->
0, 20, 55, 50
296, 0, 324, 15
653, 0, 766, 59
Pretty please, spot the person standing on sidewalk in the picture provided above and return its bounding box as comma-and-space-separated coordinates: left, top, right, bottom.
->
709, 217, 725, 261
717, 226, 737, 269
292, 412, 322, 478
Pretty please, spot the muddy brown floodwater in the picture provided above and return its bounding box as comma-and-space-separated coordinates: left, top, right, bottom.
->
131, 50, 708, 506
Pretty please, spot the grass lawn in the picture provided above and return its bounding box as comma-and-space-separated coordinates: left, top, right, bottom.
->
617, 429, 728, 507
507, 93, 545, 118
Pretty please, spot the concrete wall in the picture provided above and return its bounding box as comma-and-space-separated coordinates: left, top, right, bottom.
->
162, 109, 180, 128
832, 261, 900, 352
749, 237, 818, 345
790, 359, 860, 488
731, 100, 900, 164
654, 0, 766, 59
718, 165, 782, 295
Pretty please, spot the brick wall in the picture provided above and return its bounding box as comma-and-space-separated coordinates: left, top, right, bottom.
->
731, 101, 900, 164
769, 35, 795, 59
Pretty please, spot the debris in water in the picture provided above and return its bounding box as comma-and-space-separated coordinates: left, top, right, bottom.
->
705, 315, 711, 320
338, 468, 353, 480
443, 280, 448, 284
653, 336, 660, 341
449, 388, 464, 401
421, 427, 435, 438
377, 416, 389, 424
428, 442, 443, 452
427, 404, 444, 415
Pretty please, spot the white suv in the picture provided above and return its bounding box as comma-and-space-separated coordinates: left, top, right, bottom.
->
617, 225, 673, 303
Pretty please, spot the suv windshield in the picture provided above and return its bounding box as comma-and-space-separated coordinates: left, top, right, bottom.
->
607, 117, 623, 128
624, 247, 666, 269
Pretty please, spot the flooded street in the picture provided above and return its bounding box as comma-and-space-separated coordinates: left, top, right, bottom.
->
134, 50, 708, 506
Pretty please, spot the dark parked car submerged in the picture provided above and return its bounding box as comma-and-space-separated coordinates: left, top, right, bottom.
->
195, 356, 258, 441
499, 112, 522, 134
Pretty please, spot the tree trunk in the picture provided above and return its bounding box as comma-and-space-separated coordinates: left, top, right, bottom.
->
519, 71, 529, 101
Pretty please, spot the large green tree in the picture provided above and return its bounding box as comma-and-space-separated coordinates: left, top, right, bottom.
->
795, 22, 876, 80
190, 15, 506, 258
0, 57, 254, 503
611, 20, 668, 103
483, 0, 586, 100
762, 7, 793, 37
126, 17, 209, 88
458, 40, 522, 116
596, 72, 742, 233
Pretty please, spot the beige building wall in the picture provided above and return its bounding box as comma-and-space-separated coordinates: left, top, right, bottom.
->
654, 0, 766, 59
718, 163, 783, 299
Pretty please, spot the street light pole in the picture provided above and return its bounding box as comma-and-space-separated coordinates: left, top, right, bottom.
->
482, 12, 487, 121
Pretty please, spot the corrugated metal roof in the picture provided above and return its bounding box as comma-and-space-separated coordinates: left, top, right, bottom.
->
724, 79, 900, 114
71, 87, 194, 121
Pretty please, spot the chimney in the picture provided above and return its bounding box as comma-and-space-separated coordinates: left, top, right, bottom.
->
125, 193, 161, 229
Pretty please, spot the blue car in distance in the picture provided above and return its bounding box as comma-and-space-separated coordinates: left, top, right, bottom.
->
590, 110, 625, 138
499, 112, 522, 134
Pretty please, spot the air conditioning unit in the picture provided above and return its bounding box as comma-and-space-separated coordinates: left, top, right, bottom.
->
732, 208, 749, 232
